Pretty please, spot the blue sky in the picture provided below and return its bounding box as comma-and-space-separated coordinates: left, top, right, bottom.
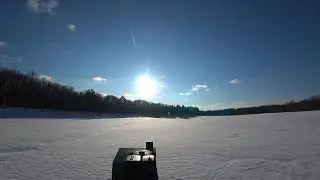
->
0, 0, 319, 110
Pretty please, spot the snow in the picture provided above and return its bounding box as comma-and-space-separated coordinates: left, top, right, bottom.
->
1, 111, 320, 179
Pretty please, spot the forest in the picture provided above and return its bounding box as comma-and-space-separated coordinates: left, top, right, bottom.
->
1, 67, 319, 117
200, 96, 320, 116
0, 67, 199, 117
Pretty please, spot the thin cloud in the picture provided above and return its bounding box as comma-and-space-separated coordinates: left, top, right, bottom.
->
92, 76, 107, 82
0, 41, 8, 48
36, 74, 54, 82
17, 57, 24, 63
154, 74, 167, 88
179, 84, 210, 96
26, 0, 59, 15
0, 54, 23, 63
156, 80, 166, 88
131, 34, 137, 48
0, 55, 12, 62
230, 79, 241, 84
192, 84, 209, 92
67, 24, 76, 32
179, 92, 192, 96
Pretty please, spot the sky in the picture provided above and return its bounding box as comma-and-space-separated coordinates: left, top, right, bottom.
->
0, 0, 319, 110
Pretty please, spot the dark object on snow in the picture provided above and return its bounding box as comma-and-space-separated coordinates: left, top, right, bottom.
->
112, 142, 158, 180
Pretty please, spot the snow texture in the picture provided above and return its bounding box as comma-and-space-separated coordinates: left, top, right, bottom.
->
1, 111, 320, 179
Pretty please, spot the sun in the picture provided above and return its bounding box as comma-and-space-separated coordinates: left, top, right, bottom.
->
136, 74, 156, 98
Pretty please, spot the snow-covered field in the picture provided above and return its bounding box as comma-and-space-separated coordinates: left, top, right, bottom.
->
1, 111, 320, 180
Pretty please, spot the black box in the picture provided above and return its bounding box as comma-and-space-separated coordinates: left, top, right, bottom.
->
112, 142, 158, 180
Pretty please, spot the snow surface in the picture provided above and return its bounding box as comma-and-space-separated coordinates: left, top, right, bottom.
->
1, 111, 320, 179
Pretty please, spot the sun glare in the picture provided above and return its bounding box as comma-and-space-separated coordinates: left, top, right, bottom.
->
136, 75, 156, 98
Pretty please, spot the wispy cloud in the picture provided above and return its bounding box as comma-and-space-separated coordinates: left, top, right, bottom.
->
230, 79, 241, 84
0, 41, 8, 48
179, 92, 192, 96
92, 76, 107, 82
67, 24, 76, 32
36, 74, 54, 82
157, 80, 166, 88
16, 57, 24, 63
26, 0, 59, 15
131, 33, 137, 48
0, 55, 11, 62
0, 54, 23, 64
180, 84, 210, 96
192, 84, 209, 92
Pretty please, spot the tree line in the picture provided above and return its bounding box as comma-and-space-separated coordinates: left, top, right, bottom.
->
0, 67, 199, 117
1, 67, 319, 117
200, 96, 320, 116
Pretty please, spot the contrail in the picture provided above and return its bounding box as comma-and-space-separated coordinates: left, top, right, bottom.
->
131, 33, 137, 48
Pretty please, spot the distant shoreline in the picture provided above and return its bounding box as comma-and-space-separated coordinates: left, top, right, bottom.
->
1, 106, 320, 120
0, 107, 198, 119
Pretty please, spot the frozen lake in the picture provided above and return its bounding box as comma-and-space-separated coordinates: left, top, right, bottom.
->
1, 111, 320, 179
